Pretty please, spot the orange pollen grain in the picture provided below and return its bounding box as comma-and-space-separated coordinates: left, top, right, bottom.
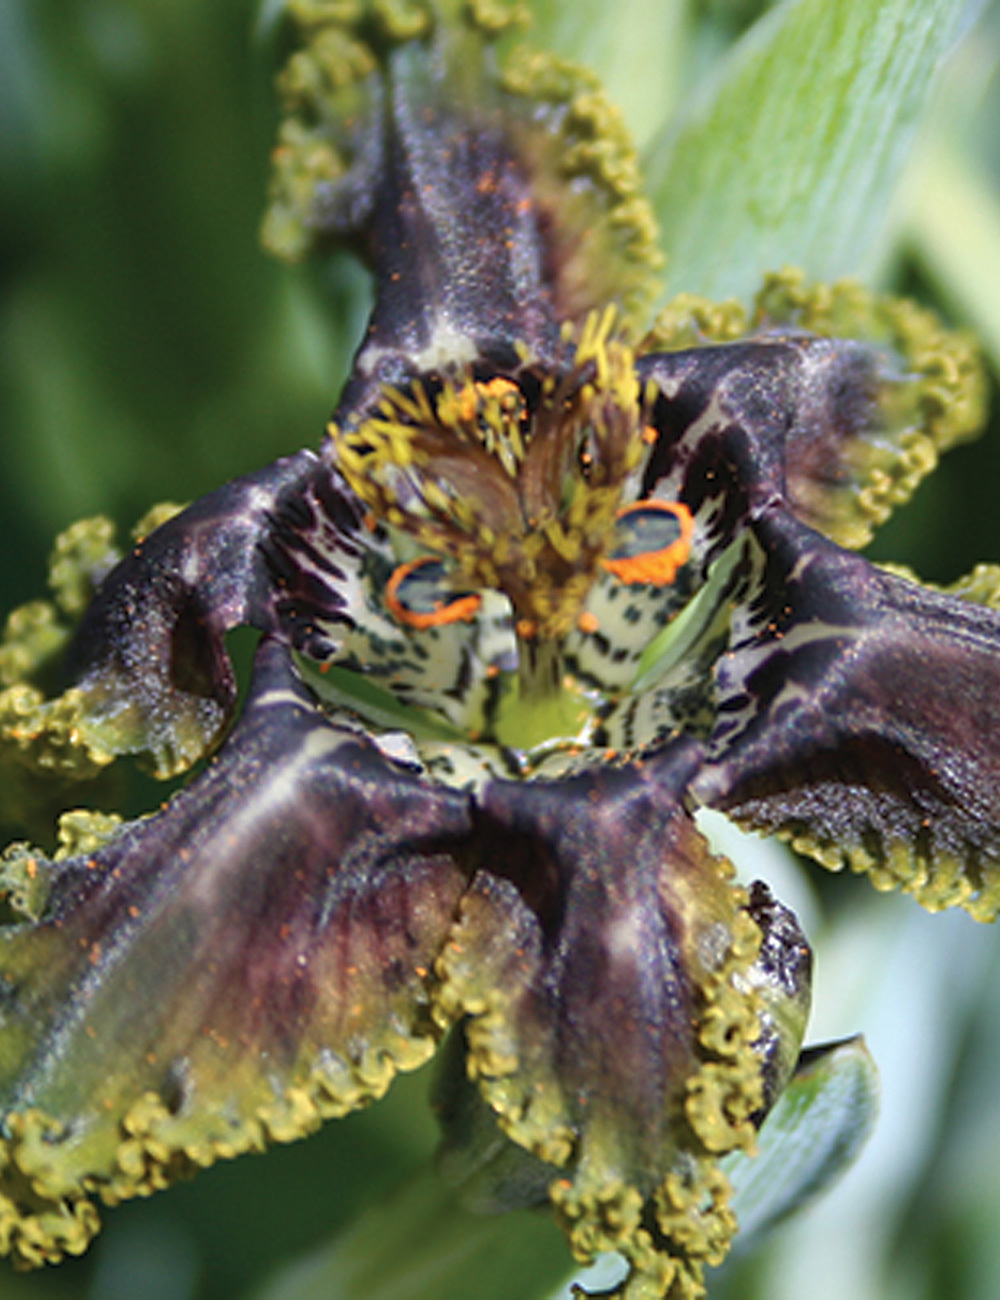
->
577, 610, 600, 635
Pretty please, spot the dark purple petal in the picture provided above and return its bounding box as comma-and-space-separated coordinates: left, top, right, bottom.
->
636, 335, 898, 564
269, 22, 661, 424
637, 276, 984, 551
693, 508, 1000, 919
327, 83, 566, 420
434, 739, 785, 1296
65, 455, 390, 776
0, 638, 471, 1265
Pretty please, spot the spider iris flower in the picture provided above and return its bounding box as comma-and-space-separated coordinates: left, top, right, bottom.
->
0, 3, 995, 1296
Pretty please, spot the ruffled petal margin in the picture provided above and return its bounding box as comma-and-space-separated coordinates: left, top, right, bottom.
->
693, 511, 1000, 921
433, 742, 809, 1300
65, 453, 322, 776
638, 270, 984, 552
0, 638, 471, 1265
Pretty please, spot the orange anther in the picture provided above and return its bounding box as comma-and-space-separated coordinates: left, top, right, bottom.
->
601, 499, 694, 586
477, 376, 520, 403
385, 557, 482, 630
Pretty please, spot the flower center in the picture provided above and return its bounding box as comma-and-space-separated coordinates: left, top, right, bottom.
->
332, 311, 696, 707
322, 310, 711, 774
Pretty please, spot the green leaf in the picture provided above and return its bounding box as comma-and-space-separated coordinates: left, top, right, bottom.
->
721, 1036, 879, 1248
904, 139, 1000, 379
246, 1167, 571, 1300
644, 0, 970, 303
529, 0, 687, 148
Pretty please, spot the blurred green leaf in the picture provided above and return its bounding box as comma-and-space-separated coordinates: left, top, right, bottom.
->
247, 1168, 570, 1300
645, 0, 970, 303
905, 139, 1000, 377
529, 0, 687, 148
722, 1036, 879, 1249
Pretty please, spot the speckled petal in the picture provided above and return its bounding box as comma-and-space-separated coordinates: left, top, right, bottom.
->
639, 272, 985, 551
693, 509, 1000, 921
0, 638, 471, 1266
66, 453, 323, 776
434, 739, 773, 1299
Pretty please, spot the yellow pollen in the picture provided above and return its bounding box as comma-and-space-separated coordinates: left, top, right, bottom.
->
328, 316, 652, 648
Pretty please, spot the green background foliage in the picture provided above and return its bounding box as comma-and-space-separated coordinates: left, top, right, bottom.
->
2, 0, 1000, 1297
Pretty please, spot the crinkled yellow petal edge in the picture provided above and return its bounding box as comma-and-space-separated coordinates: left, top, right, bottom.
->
787, 560, 1000, 924
433, 849, 765, 1300
0, 508, 184, 800
642, 267, 986, 550
262, 0, 661, 324
0, 1027, 438, 1269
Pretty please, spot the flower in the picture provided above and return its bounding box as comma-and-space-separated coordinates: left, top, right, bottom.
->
0, 2, 993, 1297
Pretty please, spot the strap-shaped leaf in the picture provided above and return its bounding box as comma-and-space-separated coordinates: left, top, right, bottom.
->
644, 0, 970, 301
249, 1166, 571, 1300
723, 1036, 879, 1247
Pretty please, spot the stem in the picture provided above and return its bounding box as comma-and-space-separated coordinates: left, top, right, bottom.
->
516, 635, 564, 703
493, 635, 591, 755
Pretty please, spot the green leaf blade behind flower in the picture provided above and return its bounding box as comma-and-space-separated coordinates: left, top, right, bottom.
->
721, 1037, 879, 1249
528, 0, 687, 149
905, 139, 1000, 378
247, 1168, 571, 1300
645, 0, 971, 304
